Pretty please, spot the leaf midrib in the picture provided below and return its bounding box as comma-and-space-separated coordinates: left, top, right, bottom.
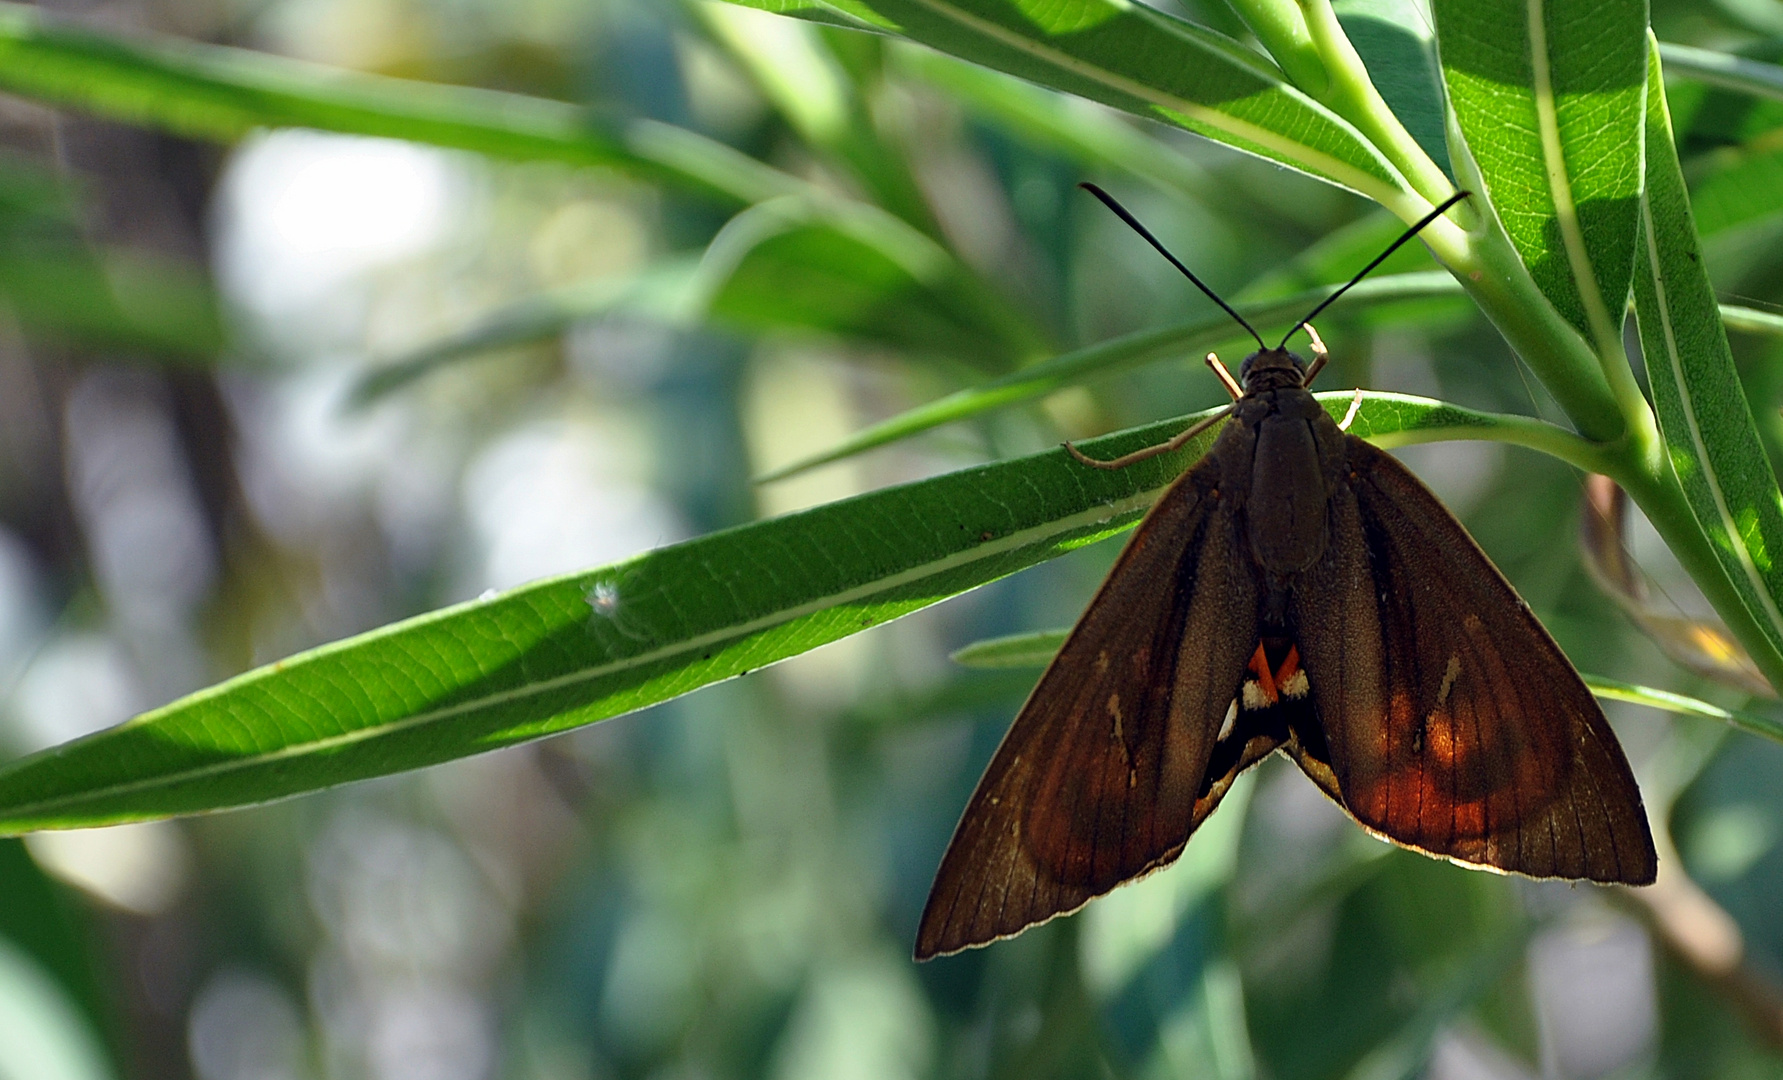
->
1526, 0, 1622, 356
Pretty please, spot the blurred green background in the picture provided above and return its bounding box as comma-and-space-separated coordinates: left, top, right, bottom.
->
2, 0, 1783, 1077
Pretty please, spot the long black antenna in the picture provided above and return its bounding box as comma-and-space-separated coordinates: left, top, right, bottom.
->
1079, 182, 1267, 352
1277, 190, 1471, 349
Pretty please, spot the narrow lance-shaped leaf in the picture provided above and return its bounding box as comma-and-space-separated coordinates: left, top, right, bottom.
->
1432, 0, 1646, 359
0, 1, 801, 207
1658, 41, 1783, 106
700, 197, 1046, 369
1631, 34, 1783, 685
352, 193, 1050, 406
757, 274, 1474, 481
1688, 147, 1783, 239
349, 259, 706, 407
716, 0, 1424, 217
892, 46, 1219, 204
0, 416, 1215, 834
0, 396, 1591, 832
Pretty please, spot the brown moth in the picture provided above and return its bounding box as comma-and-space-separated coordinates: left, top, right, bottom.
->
915, 187, 1656, 961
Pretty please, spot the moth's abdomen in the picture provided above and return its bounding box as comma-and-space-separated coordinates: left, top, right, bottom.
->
1247, 411, 1328, 573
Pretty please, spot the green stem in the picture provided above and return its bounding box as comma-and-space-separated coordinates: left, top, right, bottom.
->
1223, 0, 1330, 98
1433, 225, 1628, 444
1265, 0, 1626, 448
1601, 339, 1664, 464
1296, 0, 1454, 207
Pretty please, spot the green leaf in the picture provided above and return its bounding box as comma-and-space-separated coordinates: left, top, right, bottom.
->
1688, 146, 1783, 237
717, 0, 1422, 215
756, 273, 1475, 481
0, 394, 1570, 832
892, 46, 1217, 203
949, 627, 1069, 666
349, 259, 706, 407
352, 194, 1049, 406
1432, 0, 1647, 356
733, 0, 898, 32
1588, 677, 1783, 745
0, 938, 113, 1080
1631, 35, 1783, 687
950, 633, 1783, 744
0, 248, 222, 359
1658, 41, 1783, 105
0, 1, 802, 207
702, 197, 1044, 367
0, 417, 1208, 833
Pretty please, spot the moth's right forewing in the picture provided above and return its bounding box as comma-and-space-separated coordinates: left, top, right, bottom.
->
915, 459, 1258, 959
1293, 438, 1656, 885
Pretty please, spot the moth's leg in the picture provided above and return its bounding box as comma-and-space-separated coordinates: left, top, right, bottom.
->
1207, 351, 1243, 401
1338, 387, 1364, 432
1065, 406, 1232, 470
1065, 348, 1244, 469
1302, 323, 1329, 385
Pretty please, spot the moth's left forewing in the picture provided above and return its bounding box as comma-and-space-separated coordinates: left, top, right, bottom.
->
915, 459, 1261, 959
1290, 437, 1657, 885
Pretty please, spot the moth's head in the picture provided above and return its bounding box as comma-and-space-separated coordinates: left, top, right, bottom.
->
1239, 346, 1306, 391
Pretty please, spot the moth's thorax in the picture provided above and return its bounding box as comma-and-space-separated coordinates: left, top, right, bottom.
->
1238, 347, 1308, 393
1221, 381, 1344, 578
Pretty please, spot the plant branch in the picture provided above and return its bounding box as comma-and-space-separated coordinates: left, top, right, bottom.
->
1223, 0, 1330, 98
1296, 0, 1455, 207
1438, 224, 1629, 444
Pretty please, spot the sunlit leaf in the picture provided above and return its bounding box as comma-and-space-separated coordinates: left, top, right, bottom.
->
758, 274, 1498, 481
1632, 35, 1783, 688
0, 394, 1570, 832
1433, 0, 1647, 355
717, 0, 1423, 215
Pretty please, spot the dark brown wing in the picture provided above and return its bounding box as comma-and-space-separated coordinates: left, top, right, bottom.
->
1288, 437, 1656, 884
916, 460, 1261, 959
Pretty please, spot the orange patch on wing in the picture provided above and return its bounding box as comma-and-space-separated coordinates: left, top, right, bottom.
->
1246, 644, 1278, 704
